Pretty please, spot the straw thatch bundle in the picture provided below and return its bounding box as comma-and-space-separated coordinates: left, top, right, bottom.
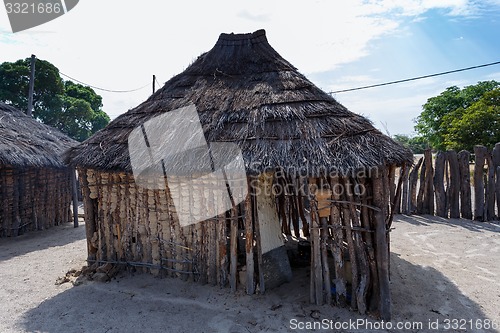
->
0, 102, 76, 168
67, 29, 412, 175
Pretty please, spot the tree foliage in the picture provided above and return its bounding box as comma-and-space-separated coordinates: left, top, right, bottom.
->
393, 134, 429, 154
414, 80, 500, 151
443, 88, 500, 152
0, 58, 110, 141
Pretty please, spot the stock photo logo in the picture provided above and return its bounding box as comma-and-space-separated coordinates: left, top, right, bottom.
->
4, 0, 79, 32
128, 104, 248, 227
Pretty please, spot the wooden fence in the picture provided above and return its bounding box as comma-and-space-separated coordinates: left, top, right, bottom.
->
397, 143, 500, 222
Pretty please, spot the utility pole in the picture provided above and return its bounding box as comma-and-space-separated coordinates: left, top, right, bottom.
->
153, 74, 156, 94
27, 54, 36, 117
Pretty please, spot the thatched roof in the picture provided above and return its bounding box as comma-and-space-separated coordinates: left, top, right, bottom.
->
0, 102, 77, 169
67, 29, 412, 176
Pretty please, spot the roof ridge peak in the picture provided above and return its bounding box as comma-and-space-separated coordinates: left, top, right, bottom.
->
216, 29, 267, 45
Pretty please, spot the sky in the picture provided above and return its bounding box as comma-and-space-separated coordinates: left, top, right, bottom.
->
1, 0, 500, 136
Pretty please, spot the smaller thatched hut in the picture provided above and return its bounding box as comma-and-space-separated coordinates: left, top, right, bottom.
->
0, 102, 77, 237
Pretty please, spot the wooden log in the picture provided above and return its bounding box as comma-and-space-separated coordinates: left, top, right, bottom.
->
229, 206, 238, 292
474, 146, 487, 221
409, 158, 423, 214
217, 212, 228, 287
458, 151, 473, 220
416, 157, 426, 214
486, 152, 496, 221
244, 189, 255, 294
340, 178, 358, 310
388, 166, 396, 213
288, 175, 301, 238
309, 192, 323, 305
388, 164, 405, 228
316, 189, 331, 305
252, 188, 265, 294
359, 177, 379, 315
424, 149, 434, 215
401, 165, 410, 215
493, 143, 500, 219
347, 180, 369, 314
329, 176, 346, 306
446, 150, 460, 218
71, 168, 79, 227
296, 177, 310, 237
372, 167, 391, 321
434, 151, 447, 217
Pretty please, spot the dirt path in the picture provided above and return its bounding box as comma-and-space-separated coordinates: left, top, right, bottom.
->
0, 216, 498, 333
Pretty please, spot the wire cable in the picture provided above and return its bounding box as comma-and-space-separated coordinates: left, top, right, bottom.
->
59, 72, 150, 93
329, 61, 500, 94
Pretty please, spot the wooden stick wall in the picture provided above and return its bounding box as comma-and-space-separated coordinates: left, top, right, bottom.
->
80, 167, 396, 320
271, 168, 395, 320
0, 166, 73, 237
80, 169, 266, 293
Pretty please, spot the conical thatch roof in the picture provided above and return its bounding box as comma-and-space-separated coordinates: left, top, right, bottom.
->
0, 102, 77, 168
67, 29, 412, 176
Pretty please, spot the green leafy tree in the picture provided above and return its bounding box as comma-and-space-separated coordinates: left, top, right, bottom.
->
443, 88, 500, 151
414, 80, 499, 150
0, 58, 110, 141
393, 134, 429, 154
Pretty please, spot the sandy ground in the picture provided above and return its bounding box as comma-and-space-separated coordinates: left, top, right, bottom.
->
0, 215, 499, 333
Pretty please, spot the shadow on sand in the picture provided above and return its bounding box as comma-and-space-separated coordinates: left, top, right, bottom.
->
0, 221, 86, 261
18, 253, 498, 333
401, 214, 500, 233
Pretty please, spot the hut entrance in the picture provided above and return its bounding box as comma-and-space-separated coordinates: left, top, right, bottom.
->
262, 168, 397, 320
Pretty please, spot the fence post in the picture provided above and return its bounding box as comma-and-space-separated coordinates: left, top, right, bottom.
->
474, 145, 487, 221
458, 150, 473, 220
493, 143, 500, 220
446, 151, 460, 219
434, 151, 446, 217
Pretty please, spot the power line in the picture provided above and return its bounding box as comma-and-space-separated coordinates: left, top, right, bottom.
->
59, 72, 150, 93
329, 61, 500, 94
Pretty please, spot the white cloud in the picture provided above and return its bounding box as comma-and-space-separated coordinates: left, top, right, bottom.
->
0, 0, 494, 120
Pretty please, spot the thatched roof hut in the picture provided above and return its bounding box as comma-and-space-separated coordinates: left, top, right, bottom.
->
68, 30, 412, 320
0, 102, 77, 237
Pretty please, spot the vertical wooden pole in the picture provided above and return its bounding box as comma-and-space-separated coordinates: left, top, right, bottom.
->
244, 187, 255, 295
341, 179, 358, 311
316, 189, 332, 305
474, 145, 487, 221
434, 152, 447, 217
312, 206, 322, 305
493, 143, 500, 218
447, 150, 460, 218
486, 153, 496, 221
401, 165, 410, 215
409, 158, 423, 214
347, 180, 369, 314
71, 168, 79, 227
229, 206, 238, 292
329, 176, 346, 306
458, 150, 473, 220
372, 168, 391, 321
423, 149, 434, 215
252, 187, 265, 294
27, 54, 36, 117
